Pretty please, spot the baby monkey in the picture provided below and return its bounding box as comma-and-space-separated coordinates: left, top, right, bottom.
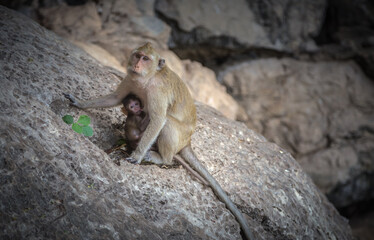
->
121, 94, 208, 185
121, 94, 150, 151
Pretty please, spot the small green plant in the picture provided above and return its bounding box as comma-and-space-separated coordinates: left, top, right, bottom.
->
62, 114, 93, 137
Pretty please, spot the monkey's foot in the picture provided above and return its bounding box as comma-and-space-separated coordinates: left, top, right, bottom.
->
125, 151, 166, 165
125, 151, 145, 164
125, 156, 140, 164
142, 151, 165, 165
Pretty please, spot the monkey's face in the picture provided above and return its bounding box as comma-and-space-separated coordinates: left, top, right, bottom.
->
127, 99, 142, 115
128, 51, 156, 77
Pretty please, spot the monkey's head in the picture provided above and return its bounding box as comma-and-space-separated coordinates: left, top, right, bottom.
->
122, 94, 143, 116
127, 42, 165, 79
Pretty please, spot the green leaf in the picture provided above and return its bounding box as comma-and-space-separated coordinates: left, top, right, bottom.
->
82, 125, 93, 137
77, 115, 91, 126
72, 123, 83, 134
117, 139, 127, 146
62, 115, 74, 125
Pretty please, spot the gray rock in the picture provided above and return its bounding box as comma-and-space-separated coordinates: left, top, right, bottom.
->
315, 0, 374, 79
221, 58, 374, 208
39, 2, 102, 42
181, 59, 241, 120
156, 0, 326, 52
349, 210, 374, 240
0, 6, 353, 240
39, 0, 171, 65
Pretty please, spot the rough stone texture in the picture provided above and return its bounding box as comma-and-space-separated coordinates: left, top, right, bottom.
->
315, 0, 374, 79
181, 60, 241, 120
39, 2, 102, 42
349, 211, 374, 240
221, 58, 374, 208
156, 0, 325, 52
39, 0, 171, 65
72, 41, 127, 73
0, 7, 353, 240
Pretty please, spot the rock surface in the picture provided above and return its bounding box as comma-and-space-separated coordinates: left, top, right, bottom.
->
0, 6, 354, 240
315, 0, 374, 79
72, 41, 127, 73
349, 211, 374, 240
221, 58, 374, 208
156, 0, 325, 52
39, 0, 171, 65
181, 60, 241, 120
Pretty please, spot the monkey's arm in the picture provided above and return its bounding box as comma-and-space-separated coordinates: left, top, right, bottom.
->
139, 114, 150, 132
63, 92, 123, 109
63, 78, 130, 109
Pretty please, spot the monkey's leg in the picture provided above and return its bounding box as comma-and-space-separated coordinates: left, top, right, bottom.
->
143, 150, 164, 165
143, 122, 178, 165
157, 122, 180, 165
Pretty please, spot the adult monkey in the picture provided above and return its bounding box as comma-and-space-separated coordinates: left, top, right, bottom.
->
121, 94, 208, 186
64, 43, 254, 240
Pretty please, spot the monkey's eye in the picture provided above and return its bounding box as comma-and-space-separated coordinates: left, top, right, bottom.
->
135, 53, 141, 59
142, 56, 149, 61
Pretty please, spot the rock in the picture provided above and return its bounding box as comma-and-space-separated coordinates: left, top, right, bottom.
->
221, 58, 374, 208
156, 0, 326, 52
72, 41, 126, 73
0, 6, 353, 240
315, 0, 374, 79
349, 210, 374, 240
39, 0, 171, 65
182, 60, 240, 120
39, 2, 102, 41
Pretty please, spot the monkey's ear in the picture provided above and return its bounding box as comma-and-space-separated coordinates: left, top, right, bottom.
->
157, 58, 165, 70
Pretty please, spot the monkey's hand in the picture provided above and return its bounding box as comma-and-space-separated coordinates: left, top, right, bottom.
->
125, 156, 141, 164
126, 151, 150, 164
63, 93, 82, 108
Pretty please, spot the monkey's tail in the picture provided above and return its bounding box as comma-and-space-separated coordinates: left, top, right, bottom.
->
179, 145, 254, 240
